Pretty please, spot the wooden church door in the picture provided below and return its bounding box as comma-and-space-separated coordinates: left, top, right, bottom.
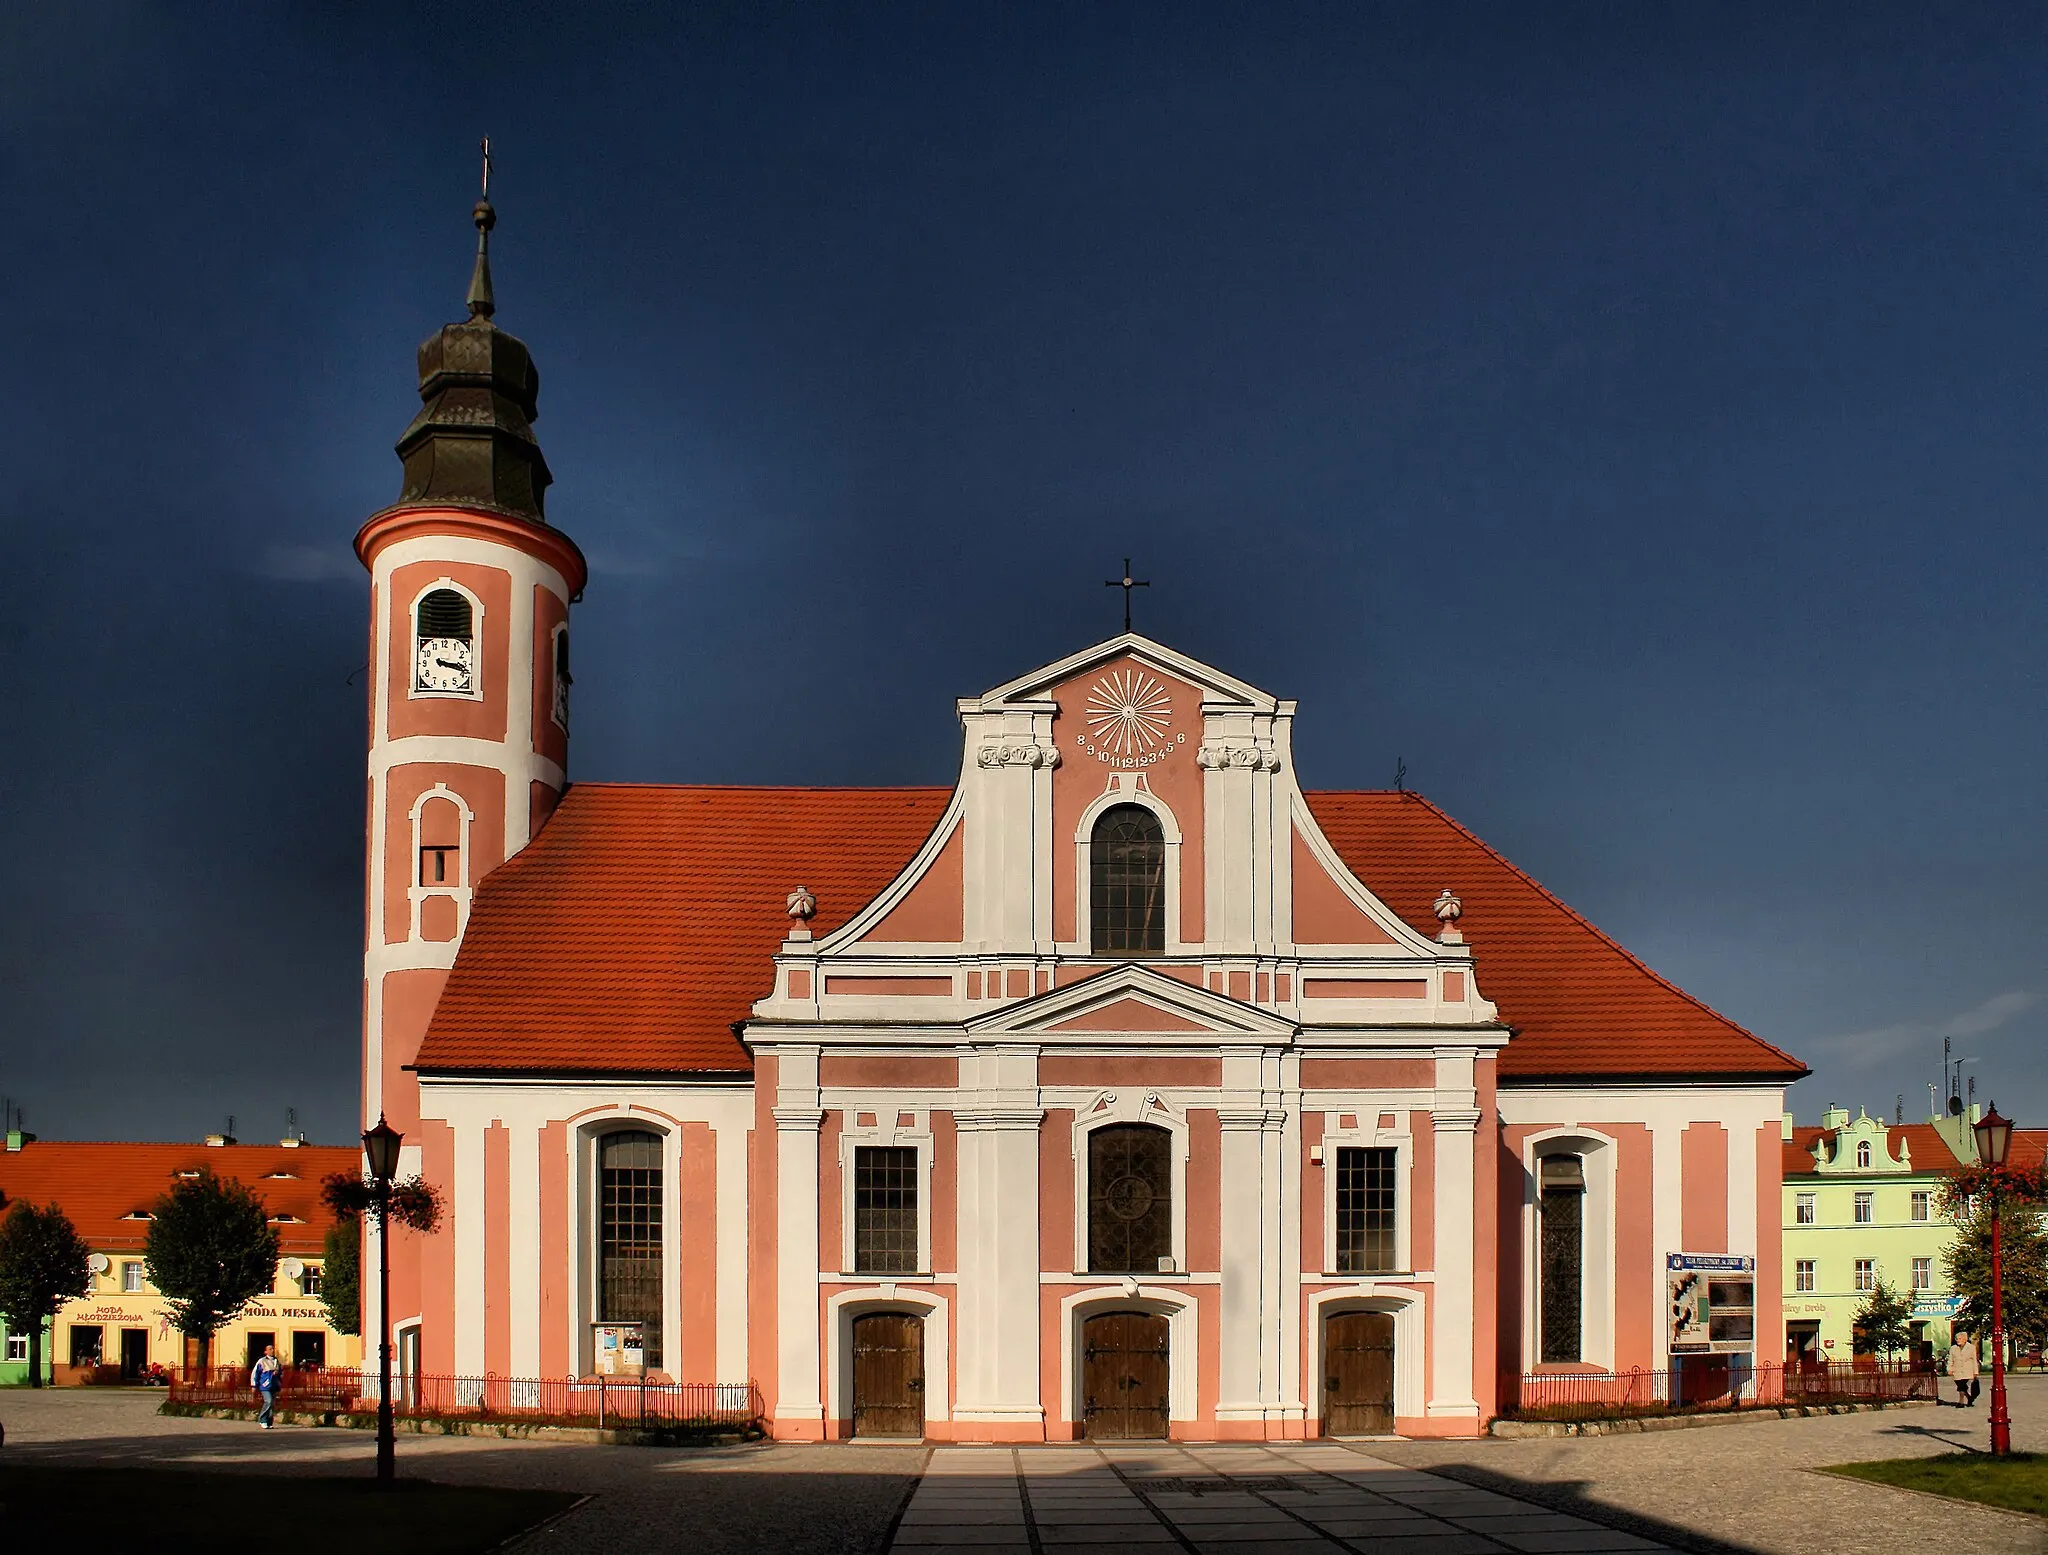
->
1082, 1311, 1171, 1439
851, 1312, 925, 1437
1322, 1310, 1395, 1436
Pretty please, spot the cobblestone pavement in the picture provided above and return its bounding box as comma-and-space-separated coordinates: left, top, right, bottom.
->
1368, 1376, 2048, 1555
3, 1381, 2043, 1554
893, 1443, 1671, 1554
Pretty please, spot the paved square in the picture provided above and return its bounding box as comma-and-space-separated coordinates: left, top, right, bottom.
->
886, 1444, 1673, 1553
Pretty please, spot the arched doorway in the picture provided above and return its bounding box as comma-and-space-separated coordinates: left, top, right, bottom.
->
1082, 1310, 1170, 1439
851, 1311, 925, 1438
1322, 1310, 1395, 1436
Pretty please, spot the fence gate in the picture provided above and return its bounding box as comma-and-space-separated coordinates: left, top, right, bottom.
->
851, 1312, 925, 1437
1323, 1310, 1395, 1436
1082, 1311, 1171, 1440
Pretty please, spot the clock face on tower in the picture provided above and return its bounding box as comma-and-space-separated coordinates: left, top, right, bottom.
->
415, 635, 475, 693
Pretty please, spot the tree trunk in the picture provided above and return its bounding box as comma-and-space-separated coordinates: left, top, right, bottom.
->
27, 1321, 42, 1388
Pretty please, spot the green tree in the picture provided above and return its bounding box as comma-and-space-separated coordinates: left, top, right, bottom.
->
320, 1219, 360, 1338
1943, 1194, 2048, 1360
143, 1169, 279, 1371
1851, 1278, 1915, 1358
0, 1202, 93, 1387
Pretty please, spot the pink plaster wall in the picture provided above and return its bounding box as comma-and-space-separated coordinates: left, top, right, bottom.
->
1299, 1113, 1326, 1272
420, 1119, 456, 1373
1608, 1123, 1655, 1371
1185, 1109, 1221, 1272
384, 559, 513, 744
484, 1123, 510, 1378
930, 1112, 958, 1274
1290, 825, 1397, 944
1300, 1058, 1434, 1090
679, 1122, 718, 1382
1038, 1109, 1075, 1272
1038, 1056, 1221, 1087
1682, 1122, 1728, 1253
863, 818, 964, 942
817, 1112, 843, 1273
1407, 1112, 1436, 1272
817, 1055, 959, 1087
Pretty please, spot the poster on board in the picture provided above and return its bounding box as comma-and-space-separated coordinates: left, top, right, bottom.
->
593, 1322, 645, 1376
1668, 1253, 1756, 1354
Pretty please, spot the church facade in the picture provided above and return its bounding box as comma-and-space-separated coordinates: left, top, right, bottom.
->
357, 198, 1805, 1441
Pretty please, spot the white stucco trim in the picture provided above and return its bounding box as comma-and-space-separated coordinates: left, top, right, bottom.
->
404, 576, 486, 704
1305, 1285, 1428, 1431
405, 783, 475, 942
1518, 1127, 1620, 1374
825, 1286, 951, 1428
1057, 1284, 1200, 1427
1071, 775, 1186, 956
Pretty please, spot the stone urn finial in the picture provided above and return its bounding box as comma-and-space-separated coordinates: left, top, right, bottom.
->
1433, 888, 1463, 944
786, 885, 818, 941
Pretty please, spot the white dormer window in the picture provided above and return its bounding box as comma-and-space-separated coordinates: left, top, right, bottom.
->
1856, 1140, 1872, 1168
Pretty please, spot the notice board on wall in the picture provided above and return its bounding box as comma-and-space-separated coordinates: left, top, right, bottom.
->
1668, 1253, 1756, 1354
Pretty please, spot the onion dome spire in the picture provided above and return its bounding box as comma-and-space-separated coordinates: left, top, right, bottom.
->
389, 139, 553, 524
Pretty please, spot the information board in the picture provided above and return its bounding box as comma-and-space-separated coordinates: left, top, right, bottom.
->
1667, 1252, 1755, 1354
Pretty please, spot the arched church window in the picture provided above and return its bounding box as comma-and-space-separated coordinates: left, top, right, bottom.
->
1088, 1123, 1172, 1273
1856, 1140, 1872, 1168
1089, 805, 1165, 953
598, 1129, 663, 1369
413, 588, 475, 695
1538, 1154, 1584, 1364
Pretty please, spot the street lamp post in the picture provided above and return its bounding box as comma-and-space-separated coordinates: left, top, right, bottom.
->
362, 1115, 404, 1484
1971, 1102, 2014, 1457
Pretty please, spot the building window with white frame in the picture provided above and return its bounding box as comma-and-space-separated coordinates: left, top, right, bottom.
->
1795, 1192, 1815, 1225
1854, 1258, 1875, 1292
121, 1261, 144, 1293
1911, 1190, 1931, 1222
853, 1145, 919, 1274
300, 1264, 322, 1296
1853, 1191, 1873, 1224
1856, 1139, 1872, 1168
1334, 1146, 1396, 1274
1911, 1257, 1932, 1291
5, 1332, 27, 1361
597, 1130, 664, 1370
1794, 1259, 1816, 1293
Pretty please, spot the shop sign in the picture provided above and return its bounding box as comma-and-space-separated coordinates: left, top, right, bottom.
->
1911, 1294, 1961, 1318
1668, 1252, 1756, 1354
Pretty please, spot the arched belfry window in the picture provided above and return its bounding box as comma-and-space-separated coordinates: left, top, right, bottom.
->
1088, 1123, 1173, 1273
552, 626, 572, 728
1090, 804, 1165, 953
598, 1130, 663, 1369
413, 588, 476, 695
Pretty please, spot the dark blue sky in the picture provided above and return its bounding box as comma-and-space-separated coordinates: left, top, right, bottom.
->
3, 3, 2042, 1145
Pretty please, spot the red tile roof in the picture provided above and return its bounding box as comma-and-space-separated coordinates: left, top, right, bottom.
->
1780, 1122, 1967, 1178
0, 1141, 360, 1256
1306, 792, 1805, 1079
418, 784, 953, 1073
416, 783, 1804, 1081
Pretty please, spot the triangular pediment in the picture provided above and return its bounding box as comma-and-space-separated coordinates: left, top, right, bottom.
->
965, 963, 1297, 1040
966, 633, 1278, 715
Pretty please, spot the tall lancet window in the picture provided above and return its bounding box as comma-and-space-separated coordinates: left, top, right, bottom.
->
598, 1130, 663, 1368
1090, 804, 1166, 953
1538, 1154, 1585, 1364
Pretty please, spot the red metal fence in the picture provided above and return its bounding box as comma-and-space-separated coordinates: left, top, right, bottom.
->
169, 1367, 763, 1432
1498, 1359, 1937, 1422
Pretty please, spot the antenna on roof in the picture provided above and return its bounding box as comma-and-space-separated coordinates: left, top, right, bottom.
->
1968, 1075, 1977, 1108
226, 1114, 235, 1141
1895, 1094, 1903, 1125
1927, 1082, 1939, 1120
1394, 756, 1407, 793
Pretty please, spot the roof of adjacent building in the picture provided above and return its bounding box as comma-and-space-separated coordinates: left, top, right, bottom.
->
1780, 1123, 1969, 1179
0, 1141, 360, 1256
415, 783, 1805, 1082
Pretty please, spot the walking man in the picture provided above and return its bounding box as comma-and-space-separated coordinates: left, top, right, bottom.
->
251, 1343, 283, 1429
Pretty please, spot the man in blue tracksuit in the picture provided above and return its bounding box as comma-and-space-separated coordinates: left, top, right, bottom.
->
251, 1344, 283, 1429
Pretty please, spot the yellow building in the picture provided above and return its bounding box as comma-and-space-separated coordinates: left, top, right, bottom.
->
0, 1134, 362, 1383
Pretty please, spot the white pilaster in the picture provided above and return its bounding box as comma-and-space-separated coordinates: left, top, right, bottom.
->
509, 1122, 541, 1378
773, 1046, 824, 1425
952, 1044, 1044, 1423
1429, 1048, 1480, 1419
452, 1119, 487, 1377
715, 1121, 751, 1383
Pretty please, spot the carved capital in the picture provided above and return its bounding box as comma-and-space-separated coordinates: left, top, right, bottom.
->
1196, 743, 1280, 772
977, 741, 1061, 769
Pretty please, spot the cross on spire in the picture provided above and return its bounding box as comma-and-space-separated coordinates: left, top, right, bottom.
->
1105, 557, 1150, 633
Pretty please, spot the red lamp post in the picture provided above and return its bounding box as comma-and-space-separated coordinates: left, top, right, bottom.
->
362, 1115, 404, 1484
1972, 1102, 2014, 1456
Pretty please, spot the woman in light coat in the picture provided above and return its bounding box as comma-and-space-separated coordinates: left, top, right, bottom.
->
1945, 1332, 1980, 1406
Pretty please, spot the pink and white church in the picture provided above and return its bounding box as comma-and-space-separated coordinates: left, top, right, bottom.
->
357, 197, 1806, 1441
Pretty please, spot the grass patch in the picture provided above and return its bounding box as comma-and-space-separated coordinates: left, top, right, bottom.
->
1821, 1454, 2048, 1519
0, 1464, 580, 1552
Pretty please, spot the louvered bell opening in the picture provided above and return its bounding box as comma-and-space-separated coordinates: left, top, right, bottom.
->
417, 589, 473, 641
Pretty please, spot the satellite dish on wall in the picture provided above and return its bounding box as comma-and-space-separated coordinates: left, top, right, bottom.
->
280, 1257, 305, 1280
87, 1253, 109, 1274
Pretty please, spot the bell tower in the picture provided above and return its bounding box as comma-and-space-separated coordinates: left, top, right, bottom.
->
355, 172, 586, 1371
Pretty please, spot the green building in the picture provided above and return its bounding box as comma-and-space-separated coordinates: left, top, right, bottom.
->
1781, 1104, 1980, 1364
